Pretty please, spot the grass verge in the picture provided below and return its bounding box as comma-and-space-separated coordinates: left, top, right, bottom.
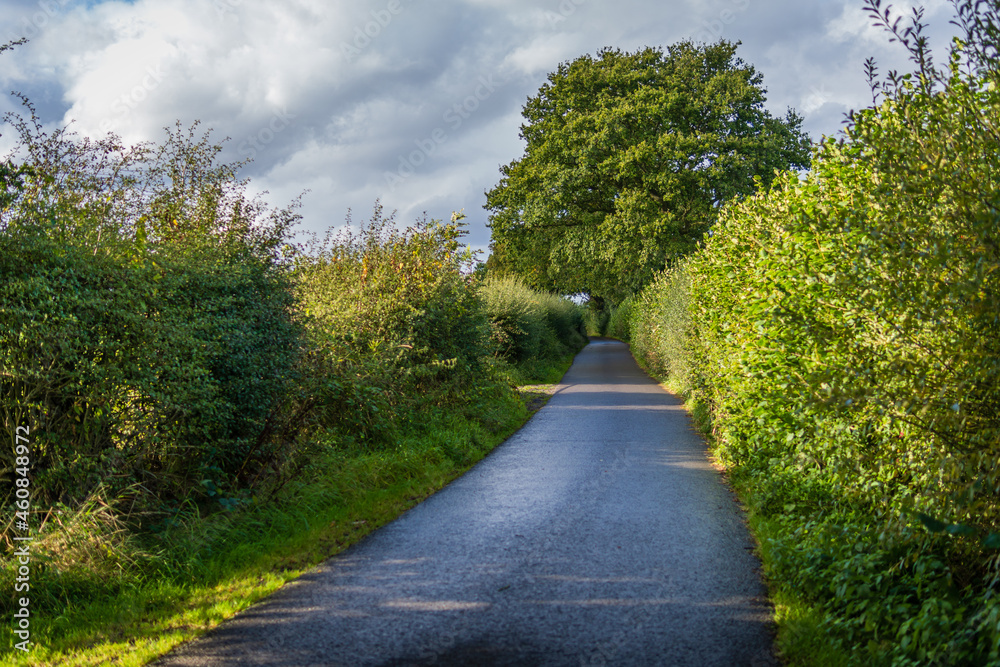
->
1, 353, 580, 666
748, 514, 852, 667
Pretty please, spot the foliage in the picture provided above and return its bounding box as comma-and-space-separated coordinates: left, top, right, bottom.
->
0, 115, 303, 508
610, 268, 694, 392
0, 95, 586, 666
291, 205, 492, 445
480, 275, 587, 366
485, 41, 811, 302
604, 296, 634, 342
582, 303, 610, 337
623, 2, 1000, 663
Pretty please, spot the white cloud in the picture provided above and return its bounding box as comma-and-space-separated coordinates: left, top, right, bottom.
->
826, 3, 887, 46
0, 0, 968, 246
826, 0, 955, 47
503, 32, 587, 77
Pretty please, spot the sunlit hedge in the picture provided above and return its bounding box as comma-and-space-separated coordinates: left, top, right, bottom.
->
480, 275, 587, 365
292, 206, 494, 446
625, 4, 1000, 662
0, 121, 303, 506
0, 117, 586, 516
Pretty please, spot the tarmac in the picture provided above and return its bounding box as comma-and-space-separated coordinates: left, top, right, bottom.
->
155, 338, 778, 666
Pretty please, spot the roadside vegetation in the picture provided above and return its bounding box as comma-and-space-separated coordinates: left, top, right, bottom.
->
0, 80, 587, 664
605, 2, 1000, 663
6, 0, 999, 663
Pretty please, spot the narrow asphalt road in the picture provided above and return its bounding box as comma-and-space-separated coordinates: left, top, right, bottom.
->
157, 339, 777, 666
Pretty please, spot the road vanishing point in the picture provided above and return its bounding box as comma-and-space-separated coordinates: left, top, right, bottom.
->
156, 338, 778, 666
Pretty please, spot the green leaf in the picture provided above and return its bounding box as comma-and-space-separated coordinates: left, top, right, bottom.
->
945, 523, 976, 537
982, 533, 1000, 550
916, 513, 948, 533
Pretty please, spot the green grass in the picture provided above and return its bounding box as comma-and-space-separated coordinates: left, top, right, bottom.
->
746, 515, 854, 666
0, 353, 582, 666
493, 348, 578, 387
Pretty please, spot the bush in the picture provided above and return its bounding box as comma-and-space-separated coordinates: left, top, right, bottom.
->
292, 206, 491, 445
0, 120, 302, 507
604, 296, 635, 341
479, 276, 547, 363
480, 276, 586, 366
582, 303, 610, 337
537, 291, 588, 356
624, 267, 694, 391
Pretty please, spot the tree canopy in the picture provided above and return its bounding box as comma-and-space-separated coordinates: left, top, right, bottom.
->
485, 41, 811, 302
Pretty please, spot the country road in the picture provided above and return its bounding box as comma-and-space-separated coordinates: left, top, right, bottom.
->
156, 338, 777, 666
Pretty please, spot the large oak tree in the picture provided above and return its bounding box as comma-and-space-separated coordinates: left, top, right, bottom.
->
485, 41, 811, 302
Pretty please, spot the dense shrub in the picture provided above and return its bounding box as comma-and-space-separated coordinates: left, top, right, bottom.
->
620, 268, 693, 391
480, 276, 586, 365
292, 206, 492, 444
536, 291, 588, 357
624, 2, 1000, 663
478, 276, 546, 363
0, 111, 584, 509
604, 296, 634, 342
582, 304, 610, 337
1, 120, 302, 507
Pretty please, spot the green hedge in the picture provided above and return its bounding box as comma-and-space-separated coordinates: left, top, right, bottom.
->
1, 125, 301, 507
0, 122, 587, 510
624, 6, 1000, 664
480, 275, 587, 365
0, 116, 587, 645
292, 207, 493, 445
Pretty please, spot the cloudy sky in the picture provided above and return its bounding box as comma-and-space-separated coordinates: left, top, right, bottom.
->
0, 0, 960, 253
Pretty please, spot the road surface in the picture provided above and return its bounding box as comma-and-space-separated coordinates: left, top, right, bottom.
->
156, 338, 777, 666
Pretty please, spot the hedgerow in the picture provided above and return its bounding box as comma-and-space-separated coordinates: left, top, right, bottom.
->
0, 89, 586, 650
291, 205, 494, 447
0, 116, 303, 508
624, 1, 1000, 663
480, 275, 587, 367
